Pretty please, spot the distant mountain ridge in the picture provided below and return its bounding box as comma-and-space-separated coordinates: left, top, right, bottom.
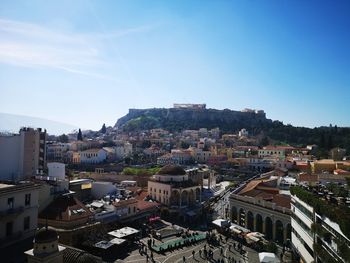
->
115, 107, 272, 132
0, 113, 78, 135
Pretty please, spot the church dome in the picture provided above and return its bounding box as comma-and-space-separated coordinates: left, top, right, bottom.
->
34, 227, 58, 244
157, 165, 186, 175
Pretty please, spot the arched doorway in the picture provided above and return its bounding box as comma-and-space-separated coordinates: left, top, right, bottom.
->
171, 190, 180, 206
188, 189, 195, 206
256, 214, 263, 233
181, 191, 189, 207
265, 217, 273, 240
275, 220, 284, 244
231, 207, 238, 224
247, 211, 254, 231
239, 208, 245, 227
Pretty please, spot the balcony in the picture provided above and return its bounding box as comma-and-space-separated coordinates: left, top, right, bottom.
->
0, 206, 24, 219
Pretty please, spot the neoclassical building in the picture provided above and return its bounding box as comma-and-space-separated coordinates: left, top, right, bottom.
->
148, 165, 201, 208
229, 177, 292, 244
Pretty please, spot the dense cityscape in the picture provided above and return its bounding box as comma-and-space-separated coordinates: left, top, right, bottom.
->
0, 104, 349, 263
1, 1, 350, 263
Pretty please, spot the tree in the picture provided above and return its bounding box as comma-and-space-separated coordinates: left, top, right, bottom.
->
77, 129, 83, 141
58, 134, 69, 143
260, 136, 269, 146
327, 134, 333, 150
100, 123, 107, 134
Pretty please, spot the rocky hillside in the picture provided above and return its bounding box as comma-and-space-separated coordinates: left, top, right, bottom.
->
115, 107, 272, 133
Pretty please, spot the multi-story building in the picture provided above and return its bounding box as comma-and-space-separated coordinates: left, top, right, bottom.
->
115, 142, 133, 160
46, 142, 71, 162
258, 146, 286, 159
238, 128, 249, 137
157, 149, 193, 165
291, 186, 350, 263
148, 165, 202, 208
79, 148, 107, 164
229, 176, 292, 244
0, 128, 46, 181
0, 182, 40, 248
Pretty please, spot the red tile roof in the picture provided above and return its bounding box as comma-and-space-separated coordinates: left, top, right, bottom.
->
39, 195, 92, 221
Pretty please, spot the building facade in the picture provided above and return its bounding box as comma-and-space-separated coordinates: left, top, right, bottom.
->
0, 128, 46, 181
0, 182, 40, 248
79, 149, 107, 164
291, 192, 350, 263
148, 165, 202, 208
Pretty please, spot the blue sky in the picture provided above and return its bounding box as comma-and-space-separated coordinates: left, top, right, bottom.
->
0, 0, 349, 130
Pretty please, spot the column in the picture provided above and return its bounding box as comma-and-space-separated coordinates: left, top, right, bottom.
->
262, 218, 266, 234
237, 208, 240, 225
187, 190, 190, 206
179, 190, 182, 208
253, 214, 257, 232
283, 224, 288, 243
244, 212, 248, 228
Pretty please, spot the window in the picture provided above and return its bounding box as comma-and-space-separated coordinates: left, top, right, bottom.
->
6, 222, 13, 237
8, 197, 14, 209
25, 194, 31, 206
24, 216, 30, 230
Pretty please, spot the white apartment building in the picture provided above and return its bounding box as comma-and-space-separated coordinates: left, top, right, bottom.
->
0, 182, 40, 248
115, 142, 133, 159
238, 128, 249, 137
0, 128, 46, 181
291, 191, 350, 263
291, 195, 315, 263
79, 148, 107, 164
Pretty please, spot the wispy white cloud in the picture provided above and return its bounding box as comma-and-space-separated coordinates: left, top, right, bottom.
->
0, 18, 151, 79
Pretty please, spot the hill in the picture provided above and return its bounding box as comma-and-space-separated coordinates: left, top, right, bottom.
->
114, 107, 350, 155
115, 107, 272, 132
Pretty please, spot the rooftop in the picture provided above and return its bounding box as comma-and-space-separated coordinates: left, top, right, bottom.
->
108, 227, 139, 238
157, 165, 186, 175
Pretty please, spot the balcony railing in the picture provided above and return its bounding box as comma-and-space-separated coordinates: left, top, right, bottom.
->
0, 206, 24, 218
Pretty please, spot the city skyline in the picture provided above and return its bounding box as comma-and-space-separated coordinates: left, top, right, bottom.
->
1, 0, 350, 130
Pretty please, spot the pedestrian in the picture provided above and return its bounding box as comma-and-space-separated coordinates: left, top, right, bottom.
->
199, 249, 202, 258
220, 247, 223, 255
146, 254, 149, 262
192, 250, 195, 258
183, 255, 186, 262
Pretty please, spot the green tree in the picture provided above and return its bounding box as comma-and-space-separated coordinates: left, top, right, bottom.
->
100, 123, 107, 134
77, 129, 83, 141
260, 136, 269, 146
58, 134, 69, 143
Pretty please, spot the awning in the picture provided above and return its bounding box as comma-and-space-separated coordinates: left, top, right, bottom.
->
258, 252, 280, 263
229, 226, 241, 234
110, 238, 126, 245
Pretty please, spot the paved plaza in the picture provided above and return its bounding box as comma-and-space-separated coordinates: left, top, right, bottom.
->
117, 235, 260, 263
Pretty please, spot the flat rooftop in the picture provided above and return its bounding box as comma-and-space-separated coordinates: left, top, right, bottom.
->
108, 227, 139, 238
